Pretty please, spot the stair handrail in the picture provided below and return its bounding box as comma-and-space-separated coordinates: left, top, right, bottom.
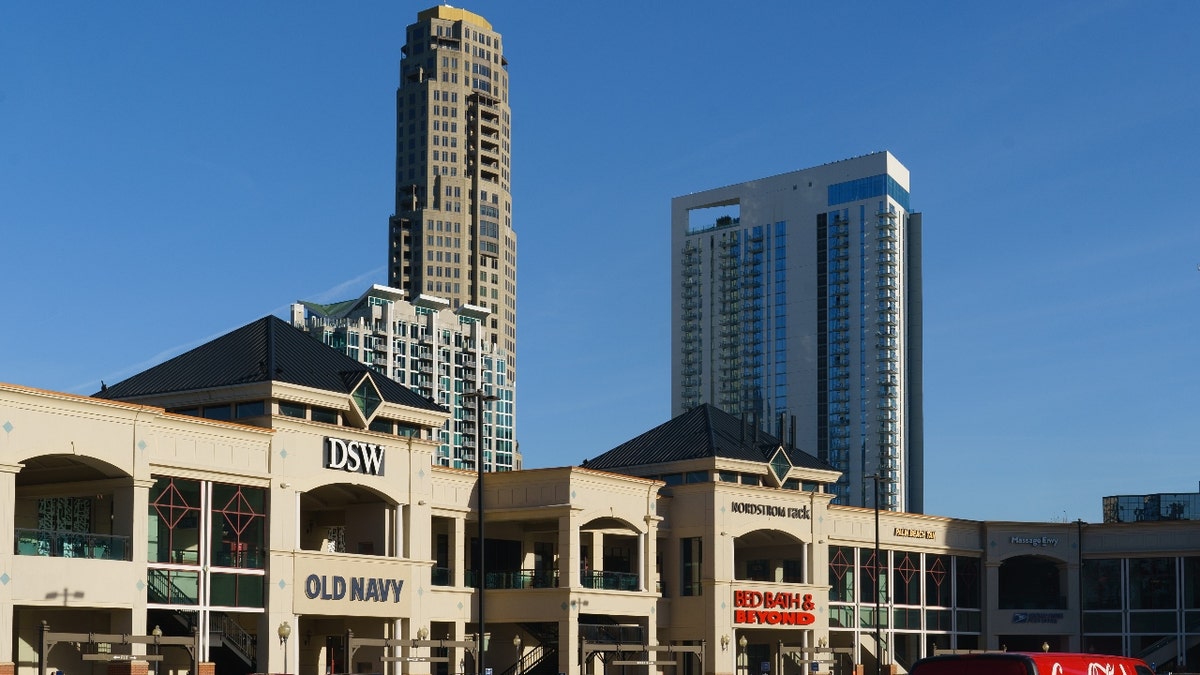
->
212, 613, 257, 666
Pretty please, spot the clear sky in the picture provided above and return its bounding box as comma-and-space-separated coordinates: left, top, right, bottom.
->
3, 1, 1198, 524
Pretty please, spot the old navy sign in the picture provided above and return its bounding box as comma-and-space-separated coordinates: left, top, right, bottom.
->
733, 590, 817, 626
325, 437, 385, 475
304, 574, 403, 603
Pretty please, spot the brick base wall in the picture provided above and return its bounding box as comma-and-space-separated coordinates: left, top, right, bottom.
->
105, 661, 149, 675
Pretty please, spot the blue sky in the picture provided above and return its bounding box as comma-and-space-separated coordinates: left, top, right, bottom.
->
2, 1, 1198, 523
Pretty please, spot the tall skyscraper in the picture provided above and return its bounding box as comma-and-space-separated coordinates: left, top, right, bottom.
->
670, 152, 923, 512
387, 6, 516, 374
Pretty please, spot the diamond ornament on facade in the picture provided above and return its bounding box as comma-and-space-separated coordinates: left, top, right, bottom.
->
769, 447, 792, 485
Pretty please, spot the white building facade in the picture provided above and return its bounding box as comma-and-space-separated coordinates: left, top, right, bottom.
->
671, 152, 923, 512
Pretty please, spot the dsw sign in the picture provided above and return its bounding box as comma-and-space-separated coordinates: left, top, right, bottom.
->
324, 437, 385, 476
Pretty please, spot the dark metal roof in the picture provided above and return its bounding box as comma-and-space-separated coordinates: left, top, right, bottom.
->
93, 315, 445, 413
583, 404, 836, 472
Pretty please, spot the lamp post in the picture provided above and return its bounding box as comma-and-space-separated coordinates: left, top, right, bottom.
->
738, 635, 749, 675
1075, 519, 1085, 652
466, 388, 500, 675
151, 625, 162, 675
278, 621, 292, 675
513, 634, 523, 675
868, 474, 885, 675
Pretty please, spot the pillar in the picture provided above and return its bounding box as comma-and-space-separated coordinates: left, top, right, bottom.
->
559, 614, 581, 675
394, 503, 405, 558
0, 464, 18, 666
643, 514, 660, 594
559, 511, 582, 589
454, 517, 467, 587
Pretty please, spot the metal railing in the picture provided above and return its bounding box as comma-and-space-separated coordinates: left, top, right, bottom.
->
581, 570, 640, 591
466, 568, 560, 589
14, 528, 130, 560
211, 613, 256, 666
147, 569, 199, 605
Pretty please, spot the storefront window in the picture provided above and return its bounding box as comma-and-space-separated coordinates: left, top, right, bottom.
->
829, 606, 854, 628
149, 477, 266, 613
681, 537, 702, 596
1130, 612, 1176, 633
894, 551, 920, 605
211, 572, 265, 608
829, 546, 855, 602
925, 608, 952, 631
956, 610, 981, 633
1183, 557, 1200, 608
1130, 557, 1175, 610
149, 477, 201, 565
1083, 558, 1122, 610
1083, 612, 1122, 633
926, 554, 951, 607
861, 548, 888, 604
955, 557, 981, 609
211, 483, 266, 569
148, 569, 199, 605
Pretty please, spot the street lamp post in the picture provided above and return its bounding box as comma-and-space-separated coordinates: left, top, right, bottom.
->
869, 474, 885, 675
278, 621, 292, 675
738, 635, 748, 675
513, 634, 523, 675
467, 389, 500, 675
151, 625, 162, 675
1075, 518, 1085, 652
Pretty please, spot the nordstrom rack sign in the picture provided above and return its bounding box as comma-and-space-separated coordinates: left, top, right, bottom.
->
324, 437, 386, 476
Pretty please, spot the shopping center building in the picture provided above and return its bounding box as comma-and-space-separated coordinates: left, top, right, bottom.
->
2, 316, 1199, 675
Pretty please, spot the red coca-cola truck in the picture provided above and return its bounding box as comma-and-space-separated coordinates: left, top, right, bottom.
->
910, 652, 1154, 675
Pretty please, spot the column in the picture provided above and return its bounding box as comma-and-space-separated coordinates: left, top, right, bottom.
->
0, 463, 19, 666
394, 504, 405, 558
125, 478, 156, 571
454, 517, 467, 587
643, 515, 660, 594
637, 532, 645, 592
559, 615, 581, 675
558, 511, 581, 589
453, 620, 468, 675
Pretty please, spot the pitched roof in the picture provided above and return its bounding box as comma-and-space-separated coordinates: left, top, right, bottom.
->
93, 315, 445, 413
583, 403, 835, 472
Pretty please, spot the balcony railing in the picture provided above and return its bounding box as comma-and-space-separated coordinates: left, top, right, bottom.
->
14, 528, 130, 561
581, 570, 640, 591
465, 567, 560, 589
432, 566, 452, 586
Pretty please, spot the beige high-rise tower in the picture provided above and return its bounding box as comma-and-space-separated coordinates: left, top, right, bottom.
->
388, 6, 516, 376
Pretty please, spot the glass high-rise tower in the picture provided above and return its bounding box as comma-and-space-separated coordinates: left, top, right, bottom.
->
670, 152, 923, 511
387, 6, 516, 375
